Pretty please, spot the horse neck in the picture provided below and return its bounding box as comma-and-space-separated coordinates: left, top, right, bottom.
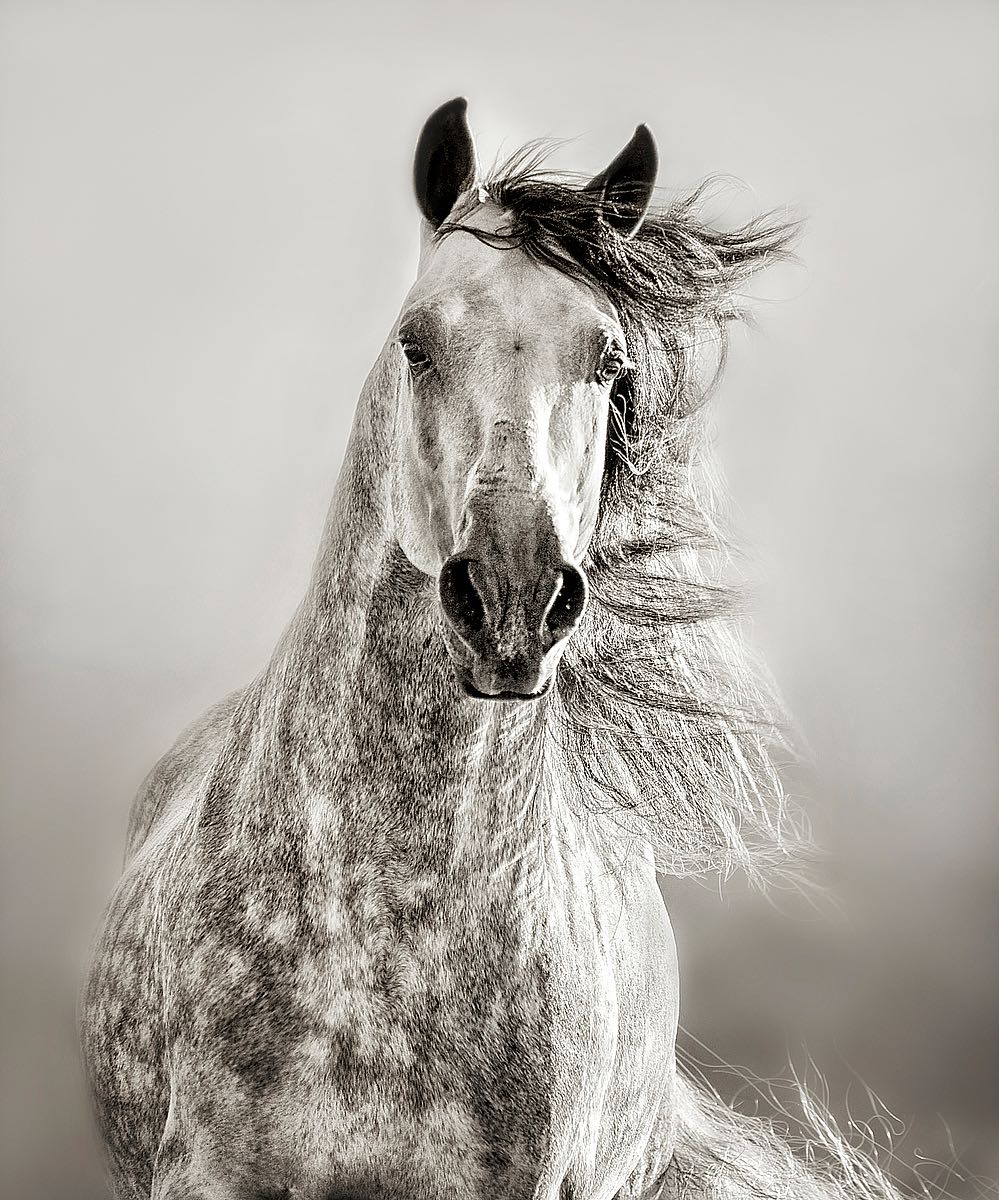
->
240, 344, 552, 877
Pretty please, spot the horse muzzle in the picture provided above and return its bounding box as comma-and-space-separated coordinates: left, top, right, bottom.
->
438, 552, 588, 701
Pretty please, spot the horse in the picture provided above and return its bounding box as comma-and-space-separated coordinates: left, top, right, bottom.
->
81, 98, 903, 1200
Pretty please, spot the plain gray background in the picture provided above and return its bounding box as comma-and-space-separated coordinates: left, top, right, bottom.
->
2, 1, 997, 1196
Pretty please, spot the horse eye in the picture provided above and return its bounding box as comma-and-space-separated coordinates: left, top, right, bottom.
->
400, 339, 432, 372
596, 346, 627, 385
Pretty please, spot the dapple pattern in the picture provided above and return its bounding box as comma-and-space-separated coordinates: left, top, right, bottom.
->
83, 352, 679, 1197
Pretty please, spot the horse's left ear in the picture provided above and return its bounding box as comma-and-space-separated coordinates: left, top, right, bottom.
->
585, 125, 658, 238
414, 97, 479, 228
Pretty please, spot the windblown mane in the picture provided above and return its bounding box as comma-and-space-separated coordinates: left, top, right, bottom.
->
439, 144, 801, 881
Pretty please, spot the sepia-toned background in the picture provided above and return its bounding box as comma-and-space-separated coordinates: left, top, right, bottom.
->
2, 1, 997, 1196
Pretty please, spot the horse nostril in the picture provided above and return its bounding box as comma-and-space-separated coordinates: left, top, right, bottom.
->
545, 564, 587, 642
439, 556, 486, 637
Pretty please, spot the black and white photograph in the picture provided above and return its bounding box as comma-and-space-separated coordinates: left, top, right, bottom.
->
1, 3, 997, 1198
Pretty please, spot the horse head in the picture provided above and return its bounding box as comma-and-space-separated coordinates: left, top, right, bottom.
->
391, 97, 658, 700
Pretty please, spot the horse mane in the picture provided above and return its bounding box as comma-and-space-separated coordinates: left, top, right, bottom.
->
436, 142, 802, 882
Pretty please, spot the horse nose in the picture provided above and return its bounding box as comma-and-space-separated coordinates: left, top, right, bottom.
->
438, 555, 587, 649
544, 563, 587, 644
439, 556, 487, 641
438, 551, 588, 698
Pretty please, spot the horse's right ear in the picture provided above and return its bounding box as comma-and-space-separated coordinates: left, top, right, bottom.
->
414, 97, 478, 228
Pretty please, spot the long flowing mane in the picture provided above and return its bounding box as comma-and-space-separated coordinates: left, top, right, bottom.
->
438, 145, 801, 881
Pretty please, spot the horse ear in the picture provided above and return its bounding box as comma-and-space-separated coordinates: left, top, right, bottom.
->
413, 97, 478, 228
585, 125, 658, 238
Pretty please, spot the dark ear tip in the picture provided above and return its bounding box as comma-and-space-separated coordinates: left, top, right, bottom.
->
634, 123, 657, 158
436, 96, 468, 117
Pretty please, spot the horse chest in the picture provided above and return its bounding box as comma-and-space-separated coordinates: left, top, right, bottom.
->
162, 831, 663, 1198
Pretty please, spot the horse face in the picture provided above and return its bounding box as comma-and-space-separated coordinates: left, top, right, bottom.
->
391, 216, 624, 700
391, 98, 656, 701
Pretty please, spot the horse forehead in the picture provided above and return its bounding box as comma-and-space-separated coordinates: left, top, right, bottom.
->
415, 221, 606, 330
448, 272, 586, 334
